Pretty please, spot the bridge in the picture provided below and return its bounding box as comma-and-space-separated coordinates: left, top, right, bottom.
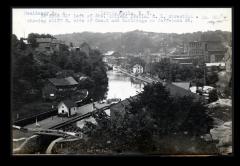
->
115, 67, 161, 84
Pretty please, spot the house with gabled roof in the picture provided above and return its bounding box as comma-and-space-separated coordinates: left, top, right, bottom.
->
132, 64, 144, 74
42, 76, 78, 100
58, 99, 77, 117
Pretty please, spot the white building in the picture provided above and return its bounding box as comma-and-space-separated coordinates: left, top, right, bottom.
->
132, 64, 144, 74
57, 100, 77, 117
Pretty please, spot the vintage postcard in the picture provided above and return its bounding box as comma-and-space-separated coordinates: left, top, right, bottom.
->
11, 8, 232, 155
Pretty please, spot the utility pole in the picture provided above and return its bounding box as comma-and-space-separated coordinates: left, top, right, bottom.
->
203, 62, 206, 86
203, 49, 207, 86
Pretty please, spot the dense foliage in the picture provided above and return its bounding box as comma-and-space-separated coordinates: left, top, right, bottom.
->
209, 89, 219, 103
12, 34, 108, 112
149, 59, 204, 82
82, 82, 213, 153
127, 56, 146, 69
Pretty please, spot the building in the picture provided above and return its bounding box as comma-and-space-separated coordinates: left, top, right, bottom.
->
170, 41, 226, 66
42, 76, 78, 100
188, 41, 207, 56
35, 38, 65, 53
132, 64, 144, 74
187, 41, 208, 64
102, 51, 120, 64
206, 41, 226, 63
58, 100, 77, 117
170, 55, 194, 65
69, 47, 80, 52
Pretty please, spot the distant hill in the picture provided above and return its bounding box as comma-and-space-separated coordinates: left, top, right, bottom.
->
54, 30, 232, 54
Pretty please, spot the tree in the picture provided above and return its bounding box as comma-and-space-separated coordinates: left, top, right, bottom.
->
209, 89, 218, 103
91, 82, 214, 153
27, 33, 39, 48
11, 34, 19, 49
206, 72, 219, 86
128, 57, 145, 69
151, 59, 172, 81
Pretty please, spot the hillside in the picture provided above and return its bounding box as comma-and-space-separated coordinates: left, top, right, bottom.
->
54, 30, 232, 54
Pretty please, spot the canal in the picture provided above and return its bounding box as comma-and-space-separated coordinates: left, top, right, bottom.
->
106, 70, 144, 100
76, 70, 145, 128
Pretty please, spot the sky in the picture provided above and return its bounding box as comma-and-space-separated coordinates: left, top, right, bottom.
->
12, 8, 232, 39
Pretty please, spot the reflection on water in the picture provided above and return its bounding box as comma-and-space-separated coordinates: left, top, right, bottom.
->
76, 70, 144, 128
106, 70, 144, 100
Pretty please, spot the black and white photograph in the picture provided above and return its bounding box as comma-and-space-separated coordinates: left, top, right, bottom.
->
11, 8, 232, 155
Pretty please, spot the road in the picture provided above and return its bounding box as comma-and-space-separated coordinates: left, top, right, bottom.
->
23, 102, 110, 129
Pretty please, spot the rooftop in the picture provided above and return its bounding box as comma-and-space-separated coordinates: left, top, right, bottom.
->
172, 82, 190, 90
133, 64, 143, 68
48, 77, 78, 86
36, 38, 53, 43
60, 99, 77, 108
165, 83, 203, 100
36, 38, 64, 44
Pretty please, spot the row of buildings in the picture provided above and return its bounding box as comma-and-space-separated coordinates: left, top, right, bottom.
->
24, 37, 92, 58
35, 38, 65, 53
170, 41, 227, 65
103, 40, 231, 74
